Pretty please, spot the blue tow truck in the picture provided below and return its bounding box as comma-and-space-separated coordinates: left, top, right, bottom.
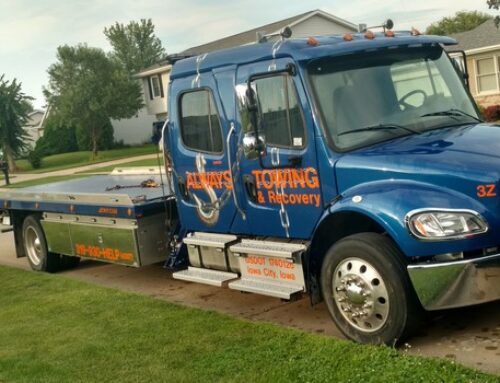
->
1, 24, 499, 345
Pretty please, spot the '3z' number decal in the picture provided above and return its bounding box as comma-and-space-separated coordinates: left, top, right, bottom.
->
477, 184, 497, 198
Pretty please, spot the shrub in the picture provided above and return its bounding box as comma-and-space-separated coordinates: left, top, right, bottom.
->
35, 115, 78, 156
483, 104, 500, 122
27, 149, 43, 169
111, 139, 129, 149
476, 103, 486, 119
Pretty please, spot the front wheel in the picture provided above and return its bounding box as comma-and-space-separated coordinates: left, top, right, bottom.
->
22, 215, 60, 273
321, 233, 421, 345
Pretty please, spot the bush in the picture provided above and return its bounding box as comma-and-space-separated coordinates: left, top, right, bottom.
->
476, 103, 485, 119
27, 149, 43, 169
483, 104, 500, 122
111, 139, 129, 149
35, 115, 78, 156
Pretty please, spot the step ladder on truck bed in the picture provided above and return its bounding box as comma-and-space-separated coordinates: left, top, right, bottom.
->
172, 232, 308, 300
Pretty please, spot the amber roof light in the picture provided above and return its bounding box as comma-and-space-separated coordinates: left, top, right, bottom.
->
307, 36, 319, 46
364, 30, 375, 40
343, 33, 354, 41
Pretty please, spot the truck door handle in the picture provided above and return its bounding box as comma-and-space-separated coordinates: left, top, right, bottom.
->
177, 176, 189, 201
243, 175, 258, 203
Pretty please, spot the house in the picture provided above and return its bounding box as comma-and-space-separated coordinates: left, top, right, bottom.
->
111, 107, 158, 146
449, 20, 500, 107
24, 109, 46, 148
134, 9, 357, 128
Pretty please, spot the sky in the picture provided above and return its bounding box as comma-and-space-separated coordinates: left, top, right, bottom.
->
0, 0, 495, 109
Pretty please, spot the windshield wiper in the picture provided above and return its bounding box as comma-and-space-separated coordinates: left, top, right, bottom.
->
338, 123, 419, 137
421, 108, 483, 122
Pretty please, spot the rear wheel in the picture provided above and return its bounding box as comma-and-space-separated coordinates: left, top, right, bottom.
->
321, 233, 421, 345
22, 215, 60, 273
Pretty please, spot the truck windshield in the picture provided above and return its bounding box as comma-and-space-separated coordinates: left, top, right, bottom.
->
308, 47, 480, 151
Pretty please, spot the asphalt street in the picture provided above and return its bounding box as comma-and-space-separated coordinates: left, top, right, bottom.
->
0, 231, 499, 374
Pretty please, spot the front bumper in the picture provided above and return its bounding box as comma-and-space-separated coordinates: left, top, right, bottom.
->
407, 253, 500, 310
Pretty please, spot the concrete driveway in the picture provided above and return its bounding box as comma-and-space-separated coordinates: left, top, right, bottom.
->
0, 231, 499, 375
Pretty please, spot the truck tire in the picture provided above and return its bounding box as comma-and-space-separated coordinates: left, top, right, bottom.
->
22, 215, 60, 273
320, 232, 421, 345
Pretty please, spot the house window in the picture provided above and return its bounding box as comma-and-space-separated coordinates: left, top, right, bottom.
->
180, 89, 223, 153
252, 74, 305, 148
149, 75, 163, 98
476, 57, 498, 93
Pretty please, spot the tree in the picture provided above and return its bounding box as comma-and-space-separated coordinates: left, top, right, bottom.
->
426, 11, 492, 35
487, 0, 500, 26
0, 75, 32, 171
104, 19, 165, 75
45, 45, 143, 157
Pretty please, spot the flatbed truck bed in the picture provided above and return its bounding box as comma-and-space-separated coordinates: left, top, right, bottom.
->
0, 170, 177, 268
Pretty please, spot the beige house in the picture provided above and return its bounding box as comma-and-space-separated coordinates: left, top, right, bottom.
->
450, 21, 500, 107
135, 9, 357, 122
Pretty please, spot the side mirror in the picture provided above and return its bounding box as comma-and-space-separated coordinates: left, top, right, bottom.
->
242, 86, 266, 160
151, 121, 164, 145
242, 132, 266, 160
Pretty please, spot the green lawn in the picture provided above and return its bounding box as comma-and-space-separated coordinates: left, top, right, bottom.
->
0, 266, 496, 383
78, 157, 164, 174
6, 175, 90, 189
14, 145, 158, 173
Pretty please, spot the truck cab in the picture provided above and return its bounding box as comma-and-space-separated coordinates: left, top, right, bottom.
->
165, 29, 500, 344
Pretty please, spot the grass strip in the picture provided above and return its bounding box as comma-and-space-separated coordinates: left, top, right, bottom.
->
14, 145, 157, 173
0, 266, 497, 383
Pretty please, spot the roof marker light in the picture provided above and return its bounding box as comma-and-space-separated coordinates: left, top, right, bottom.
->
343, 33, 353, 41
411, 27, 421, 36
364, 30, 375, 40
307, 36, 319, 46
385, 30, 395, 37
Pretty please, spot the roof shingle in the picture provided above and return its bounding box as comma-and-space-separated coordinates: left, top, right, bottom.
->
181, 9, 356, 56
448, 20, 500, 51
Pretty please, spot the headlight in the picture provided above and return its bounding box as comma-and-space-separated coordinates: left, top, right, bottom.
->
406, 209, 488, 240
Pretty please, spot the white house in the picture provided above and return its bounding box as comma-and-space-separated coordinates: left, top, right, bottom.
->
24, 109, 46, 148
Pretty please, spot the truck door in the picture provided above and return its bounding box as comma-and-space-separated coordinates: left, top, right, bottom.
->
231, 58, 323, 239
168, 70, 238, 233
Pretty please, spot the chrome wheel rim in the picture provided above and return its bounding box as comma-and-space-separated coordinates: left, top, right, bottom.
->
25, 226, 43, 266
333, 257, 390, 333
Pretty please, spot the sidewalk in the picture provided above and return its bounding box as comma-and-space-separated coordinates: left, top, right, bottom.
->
1, 154, 159, 187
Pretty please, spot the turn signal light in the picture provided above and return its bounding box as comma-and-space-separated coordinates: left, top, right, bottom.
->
307, 36, 319, 46
364, 30, 375, 40
343, 33, 353, 41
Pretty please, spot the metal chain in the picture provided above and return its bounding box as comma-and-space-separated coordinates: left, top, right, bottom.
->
165, 131, 244, 214
200, 139, 243, 211
271, 148, 290, 237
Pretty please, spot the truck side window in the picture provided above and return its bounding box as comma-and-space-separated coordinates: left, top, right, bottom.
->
180, 89, 223, 153
253, 75, 305, 148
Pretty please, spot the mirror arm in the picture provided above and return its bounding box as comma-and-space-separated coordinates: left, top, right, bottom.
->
447, 50, 469, 87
